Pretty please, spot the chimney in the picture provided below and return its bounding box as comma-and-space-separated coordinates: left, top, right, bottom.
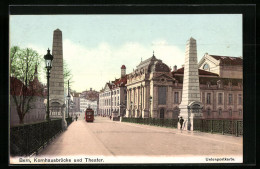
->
174, 65, 177, 71
121, 65, 126, 77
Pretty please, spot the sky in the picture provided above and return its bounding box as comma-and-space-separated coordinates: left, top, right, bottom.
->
10, 14, 242, 93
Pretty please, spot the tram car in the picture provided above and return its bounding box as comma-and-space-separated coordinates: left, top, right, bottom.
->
85, 107, 94, 122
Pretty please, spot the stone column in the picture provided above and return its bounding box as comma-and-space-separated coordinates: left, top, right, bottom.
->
126, 89, 130, 117
144, 84, 150, 118
133, 87, 136, 117
137, 86, 140, 118
179, 37, 203, 131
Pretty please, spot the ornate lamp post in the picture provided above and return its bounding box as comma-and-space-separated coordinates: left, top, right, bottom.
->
44, 48, 53, 121
66, 80, 70, 118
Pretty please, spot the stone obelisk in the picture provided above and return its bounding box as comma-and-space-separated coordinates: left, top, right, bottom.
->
178, 37, 203, 131
50, 29, 67, 129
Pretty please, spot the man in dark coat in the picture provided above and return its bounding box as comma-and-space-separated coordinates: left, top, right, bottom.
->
179, 116, 184, 129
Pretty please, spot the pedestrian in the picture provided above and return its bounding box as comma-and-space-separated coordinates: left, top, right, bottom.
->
110, 115, 112, 120
75, 115, 78, 121
179, 116, 184, 130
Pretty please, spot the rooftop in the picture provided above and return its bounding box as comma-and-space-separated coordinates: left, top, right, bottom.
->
210, 55, 243, 66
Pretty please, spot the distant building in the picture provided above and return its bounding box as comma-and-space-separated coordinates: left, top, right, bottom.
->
71, 92, 80, 112
79, 88, 99, 115
10, 67, 46, 126
99, 65, 127, 117
98, 82, 112, 116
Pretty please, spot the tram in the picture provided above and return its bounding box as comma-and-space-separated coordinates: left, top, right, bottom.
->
85, 107, 94, 122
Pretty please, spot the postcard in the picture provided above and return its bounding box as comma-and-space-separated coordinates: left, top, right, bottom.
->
9, 5, 247, 165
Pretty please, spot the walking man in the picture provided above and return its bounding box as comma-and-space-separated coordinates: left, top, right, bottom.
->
179, 116, 184, 132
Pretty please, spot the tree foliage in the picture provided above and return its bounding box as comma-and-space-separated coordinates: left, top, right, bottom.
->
63, 59, 73, 89
10, 46, 44, 124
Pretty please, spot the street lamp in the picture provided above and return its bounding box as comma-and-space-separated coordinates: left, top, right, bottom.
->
66, 80, 70, 118
44, 48, 53, 121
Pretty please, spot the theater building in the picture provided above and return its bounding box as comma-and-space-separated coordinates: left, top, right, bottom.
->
125, 52, 243, 120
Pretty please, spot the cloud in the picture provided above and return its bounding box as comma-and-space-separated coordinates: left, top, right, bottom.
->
151, 39, 184, 69
32, 39, 185, 92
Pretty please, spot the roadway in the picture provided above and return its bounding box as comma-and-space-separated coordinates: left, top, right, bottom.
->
37, 116, 243, 163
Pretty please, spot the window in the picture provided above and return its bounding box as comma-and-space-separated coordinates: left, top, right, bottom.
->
238, 109, 242, 115
229, 109, 232, 117
238, 94, 242, 105
207, 109, 211, 116
206, 93, 211, 104
173, 108, 180, 117
158, 87, 167, 105
218, 93, 223, 104
218, 109, 222, 116
203, 63, 209, 70
160, 108, 164, 119
228, 94, 233, 105
174, 92, 179, 104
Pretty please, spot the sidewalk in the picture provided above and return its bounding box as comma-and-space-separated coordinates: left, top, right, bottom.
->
37, 119, 113, 157
117, 120, 242, 146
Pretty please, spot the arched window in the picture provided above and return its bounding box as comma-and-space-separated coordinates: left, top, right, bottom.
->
203, 63, 210, 70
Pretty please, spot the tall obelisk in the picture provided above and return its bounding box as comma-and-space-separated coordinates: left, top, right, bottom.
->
50, 29, 64, 103
49, 29, 67, 129
178, 37, 203, 130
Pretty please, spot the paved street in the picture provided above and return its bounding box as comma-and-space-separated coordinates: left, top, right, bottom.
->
38, 116, 242, 157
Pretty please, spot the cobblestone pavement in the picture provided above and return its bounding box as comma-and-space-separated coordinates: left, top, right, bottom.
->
38, 116, 242, 157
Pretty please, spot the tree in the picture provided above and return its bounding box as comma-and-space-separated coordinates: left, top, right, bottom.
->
63, 59, 73, 90
10, 46, 44, 124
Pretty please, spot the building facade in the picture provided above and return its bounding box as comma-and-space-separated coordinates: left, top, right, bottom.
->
198, 53, 243, 79
99, 83, 112, 116
99, 65, 127, 117
126, 53, 175, 118
125, 48, 243, 120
